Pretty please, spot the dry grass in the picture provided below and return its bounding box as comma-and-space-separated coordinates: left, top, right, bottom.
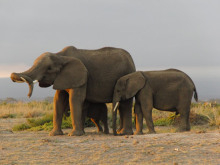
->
0, 101, 53, 118
191, 104, 220, 126
1, 101, 220, 132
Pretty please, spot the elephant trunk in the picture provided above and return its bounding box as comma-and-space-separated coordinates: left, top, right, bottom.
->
112, 100, 119, 136
10, 72, 38, 98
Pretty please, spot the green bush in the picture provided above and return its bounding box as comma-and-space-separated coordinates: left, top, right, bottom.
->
13, 123, 31, 131
12, 114, 53, 131
12, 113, 97, 131
27, 114, 53, 127
153, 113, 175, 126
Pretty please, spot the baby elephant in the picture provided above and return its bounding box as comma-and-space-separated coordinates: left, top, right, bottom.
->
65, 103, 109, 134
112, 69, 198, 135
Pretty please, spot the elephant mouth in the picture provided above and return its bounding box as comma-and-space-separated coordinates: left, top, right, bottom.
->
39, 82, 52, 88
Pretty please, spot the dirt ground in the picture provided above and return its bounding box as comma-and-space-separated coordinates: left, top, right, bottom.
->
0, 118, 220, 165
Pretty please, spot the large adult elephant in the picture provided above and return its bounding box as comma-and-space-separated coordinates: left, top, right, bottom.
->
10, 46, 136, 136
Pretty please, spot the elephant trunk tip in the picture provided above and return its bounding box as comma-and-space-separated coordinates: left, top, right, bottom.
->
10, 73, 23, 82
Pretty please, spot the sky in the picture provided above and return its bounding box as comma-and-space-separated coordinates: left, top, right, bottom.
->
0, 0, 220, 100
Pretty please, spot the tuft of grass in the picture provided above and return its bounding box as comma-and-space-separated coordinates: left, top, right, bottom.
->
13, 123, 31, 131
191, 105, 220, 126
0, 113, 16, 118
28, 122, 53, 131
203, 108, 220, 126
12, 114, 53, 131
154, 116, 175, 126
24, 111, 44, 118
27, 114, 53, 127
12, 113, 96, 131
62, 116, 72, 129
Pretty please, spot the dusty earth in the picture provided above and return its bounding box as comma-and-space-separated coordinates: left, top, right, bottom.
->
0, 118, 220, 165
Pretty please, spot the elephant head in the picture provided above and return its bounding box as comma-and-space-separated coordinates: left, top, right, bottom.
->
112, 71, 145, 135
10, 52, 88, 97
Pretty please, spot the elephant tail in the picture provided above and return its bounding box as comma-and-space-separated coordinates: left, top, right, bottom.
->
194, 88, 198, 102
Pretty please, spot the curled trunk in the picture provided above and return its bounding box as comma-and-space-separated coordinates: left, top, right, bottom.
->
10, 73, 34, 98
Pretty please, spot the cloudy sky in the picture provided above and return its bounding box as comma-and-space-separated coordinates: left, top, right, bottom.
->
0, 0, 220, 100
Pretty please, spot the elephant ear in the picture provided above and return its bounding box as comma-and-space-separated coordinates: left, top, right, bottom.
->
125, 71, 145, 99
53, 57, 88, 90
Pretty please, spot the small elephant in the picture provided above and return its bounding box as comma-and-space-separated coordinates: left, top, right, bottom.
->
112, 69, 198, 135
84, 103, 109, 134
64, 102, 109, 134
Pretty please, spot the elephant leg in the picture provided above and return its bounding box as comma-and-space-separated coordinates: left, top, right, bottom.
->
138, 91, 155, 134
178, 106, 191, 132
101, 113, 109, 134
68, 86, 86, 136
91, 118, 103, 133
49, 90, 68, 136
140, 99, 155, 133
116, 108, 123, 134
117, 98, 133, 135
142, 107, 155, 134
81, 103, 89, 130
134, 103, 143, 135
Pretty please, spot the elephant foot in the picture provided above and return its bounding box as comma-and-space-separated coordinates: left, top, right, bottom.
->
177, 127, 190, 132
117, 128, 133, 136
49, 129, 64, 136
147, 130, 156, 134
103, 129, 109, 134
68, 129, 85, 136
97, 129, 109, 134
134, 131, 143, 135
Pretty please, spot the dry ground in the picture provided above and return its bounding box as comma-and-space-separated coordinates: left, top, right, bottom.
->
0, 118, 220, 165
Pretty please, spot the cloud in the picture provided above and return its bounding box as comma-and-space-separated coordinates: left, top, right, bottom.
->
0, 64, 30, 78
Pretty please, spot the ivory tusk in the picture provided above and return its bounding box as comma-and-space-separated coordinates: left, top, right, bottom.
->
33, 80, 38, 84
20, 77, 27, 83
113, 102, 119, 112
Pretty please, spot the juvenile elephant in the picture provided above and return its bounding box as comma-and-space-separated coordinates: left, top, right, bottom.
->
11, 46, 135, 136
64, 102, 109, 134
112, 69, 198, 135
84, 103, 109, 134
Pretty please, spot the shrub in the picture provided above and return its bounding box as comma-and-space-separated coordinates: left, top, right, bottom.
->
13, 123, 31, 131
12, 114, 53, 131
191, 104, 220, 126
154, 114, 175, 126
12, 113, 97, 131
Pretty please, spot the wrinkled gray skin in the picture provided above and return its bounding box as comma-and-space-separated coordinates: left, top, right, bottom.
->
11, 46, 135, 136
64, 102, 109, 134
112, 69, 198, 135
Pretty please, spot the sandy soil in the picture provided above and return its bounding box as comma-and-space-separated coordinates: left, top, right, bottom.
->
0, 118, 220, 165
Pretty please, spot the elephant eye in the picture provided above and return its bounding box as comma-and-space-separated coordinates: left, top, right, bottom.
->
48, 66, 52, 70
